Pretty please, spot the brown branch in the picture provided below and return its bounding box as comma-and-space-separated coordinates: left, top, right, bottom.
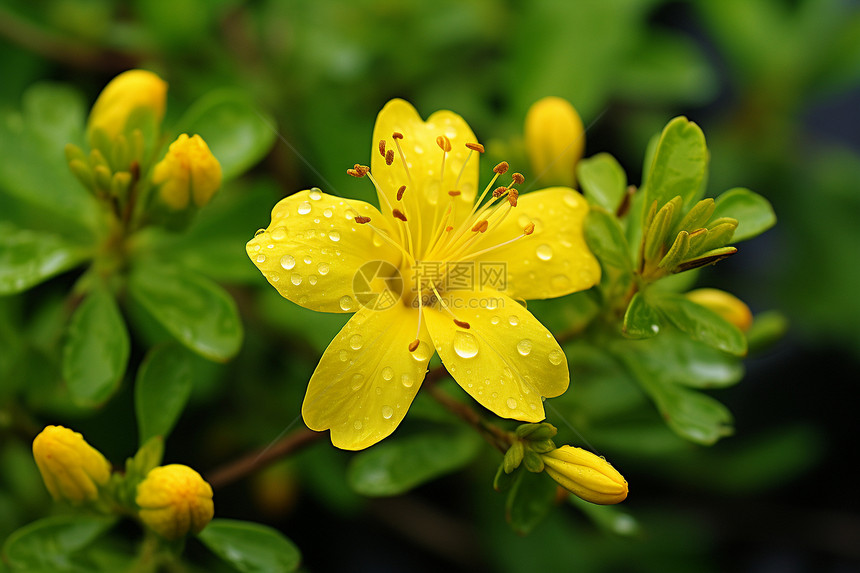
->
206, 428, 323, 490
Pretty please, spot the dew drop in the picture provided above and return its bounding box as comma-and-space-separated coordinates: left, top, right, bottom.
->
297, 201, 312, 215
548, 349, 564, 365
411, 341, 432, 361
256, 254, 266, 263
382, 405, 394, 420
401, 373, 414, 388
353, 420, 363, 430
252, 244, 261, 252
338, 350, 349, 362
517, 339, 533, 356
309, 275, 318, 285
323, 208, 333, 218
490, 316, 500, 325
280, 255, 295, 270
350, 373, 364, 391
349, 334, 363, 350
303, 255, 312, 264
381, 366, 394, 381
536, 244, 553, 261
506, 398, 518, 409
508, 315, 519, 326
309, 188, 322, 201
290, 273, 302, 285
453, 331, 479, 359
254, 228, 265, 237
329, 231, 341, 242
318, 263, 330, 275
271, 227, 287, 241
339, 296, 353, 311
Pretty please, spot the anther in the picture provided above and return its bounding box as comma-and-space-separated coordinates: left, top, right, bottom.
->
453, 319, 471, 329
465, 142, 485, 153
493, 161, 509, 174
393, 209, 408, 222
354, 216, 371, 224
397, 185, 406, 201
492, 186, 507, 198
512, 172, 525, 185
523, 222, 535, 235
408, 339, 420, 352
472, 220, 489, 233
436, 135, 452, 152
508, 188, 519, 207
385, 149, 394, 165
378, 140, 386, 157
393, 132, 404, 140
347, 168, 364, 178
448, 190, 461, 197
445, 225, 454, 232
353, 164, 370, 176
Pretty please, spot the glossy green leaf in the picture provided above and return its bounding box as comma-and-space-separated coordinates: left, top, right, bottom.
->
62, 288, 129, 406
0, 224, 91, 295
652, 292, 747, 356
712, 187, 776, 242
584, 208, 633, 273
622, 292, 661, 339
198, 519, 301, 573
505, 469, 558, 535
135, 343, 201, 445
642, 117, 708, 213
128, 264, 243, 361
577, 153, 627, 212
347, 429, 482, 496
2, 515, 117, 572
174, 90, 277, 180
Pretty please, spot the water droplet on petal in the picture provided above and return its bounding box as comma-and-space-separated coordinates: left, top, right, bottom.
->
339, 296, 354, 311
298, 201, 312, 215
353, 420, 363, 430
254, 228, 265, 236
411, 341, 433, 361
309, 188, 322, 201
324, 208, 333, 218
256, 254, 266, 263
309, 275, 318, 285
549, 349, 564, 365
349, 334, 363, 350
381, 366, 394, 381
280, 255, 295, 270
290, 273, 302, 285
382, 405, 394, 420
536, 244, 553, 261
453, 331, 479, 359
506, 398, 517, 409
271, 227, 287, 241
329, 231, 341, 242
303, 255, 312, 264
490, 316, 500, 325
350, 373, 363, 391
339, 350, 349, 362
318, 263, 330, 275
401, 373, 414, 388
508, 315, 519, 326
517, 339, 533, 356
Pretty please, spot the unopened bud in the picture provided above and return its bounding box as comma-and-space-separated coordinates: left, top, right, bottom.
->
685, 288, 753, 332
87, 70, 167, 145
525, 96, 584, 186
152, 134, 222, 210
32, 426, 111, 504
136, 464, 214, 540
541, 446, 628, 505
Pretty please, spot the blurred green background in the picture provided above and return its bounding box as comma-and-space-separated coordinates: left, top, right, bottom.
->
1, 0, 859, 571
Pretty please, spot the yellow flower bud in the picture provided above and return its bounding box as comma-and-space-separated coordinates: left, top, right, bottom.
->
87, 69, 167, 143
32, 425, 112, 504
152, 134, 222, 210
540, 446, 628, 505
686, 288, 753, 332
136, 464, 214, 540
524, 96, 585, 186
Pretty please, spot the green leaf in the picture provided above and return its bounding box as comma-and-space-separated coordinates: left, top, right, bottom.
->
198, 519, 301, 573
577, 153, 627, 212
712, 187, 776, 242
128, 264, 243, 361
651, 292, 747, 356
347, 429, 482, 496
569, 495, 640, 537
505, 469, 558, 535
2, 515, 117, 572
584, 208, 633, 273
135, 343, 201, 445
173, 90, 277, 180
62, 287, 129, 406
642, 117, 708, 213
622, 292, 661, 339
0, 224, 91, 295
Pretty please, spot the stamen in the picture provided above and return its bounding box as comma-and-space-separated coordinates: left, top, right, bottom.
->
511, 172, 525, 185
455, 142, 483, 188
466, 142, 485, 153
378, 140, 386, 157
354, 216, 371, 224
459, 222, 536, 262
436, 135, 452, 152
494, 162, 509, 174
524, 222, 535, 235
492, 186, 507, 198
508, 188, 519, 207
448, 190, 461, 197
347, 168, 364, 178
408, 339, 420, 352
393, 132, 403, 140
472, 220, 489, 233
453, 319, 471, 329
397, 185, 406, 201
385, 149, 394, 165
446, 225, 453, 232
393, 209, 408, 222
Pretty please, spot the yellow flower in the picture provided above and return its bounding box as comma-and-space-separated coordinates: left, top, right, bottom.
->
524, 96, 585, 186
247, 99, 600, 450
152, 134, 222, 210
136, 464, 214, 540
686, 288, 753, 332
32, 425, 112, 504
541, 445, 628, 505
87, 69, 167, 144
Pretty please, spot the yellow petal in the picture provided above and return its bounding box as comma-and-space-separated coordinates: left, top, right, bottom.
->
473, 187, 600, 300
247, 189, 402, 313
422, 290, 568, 422
371, 99, 480, 252
302, 303, 434, 450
